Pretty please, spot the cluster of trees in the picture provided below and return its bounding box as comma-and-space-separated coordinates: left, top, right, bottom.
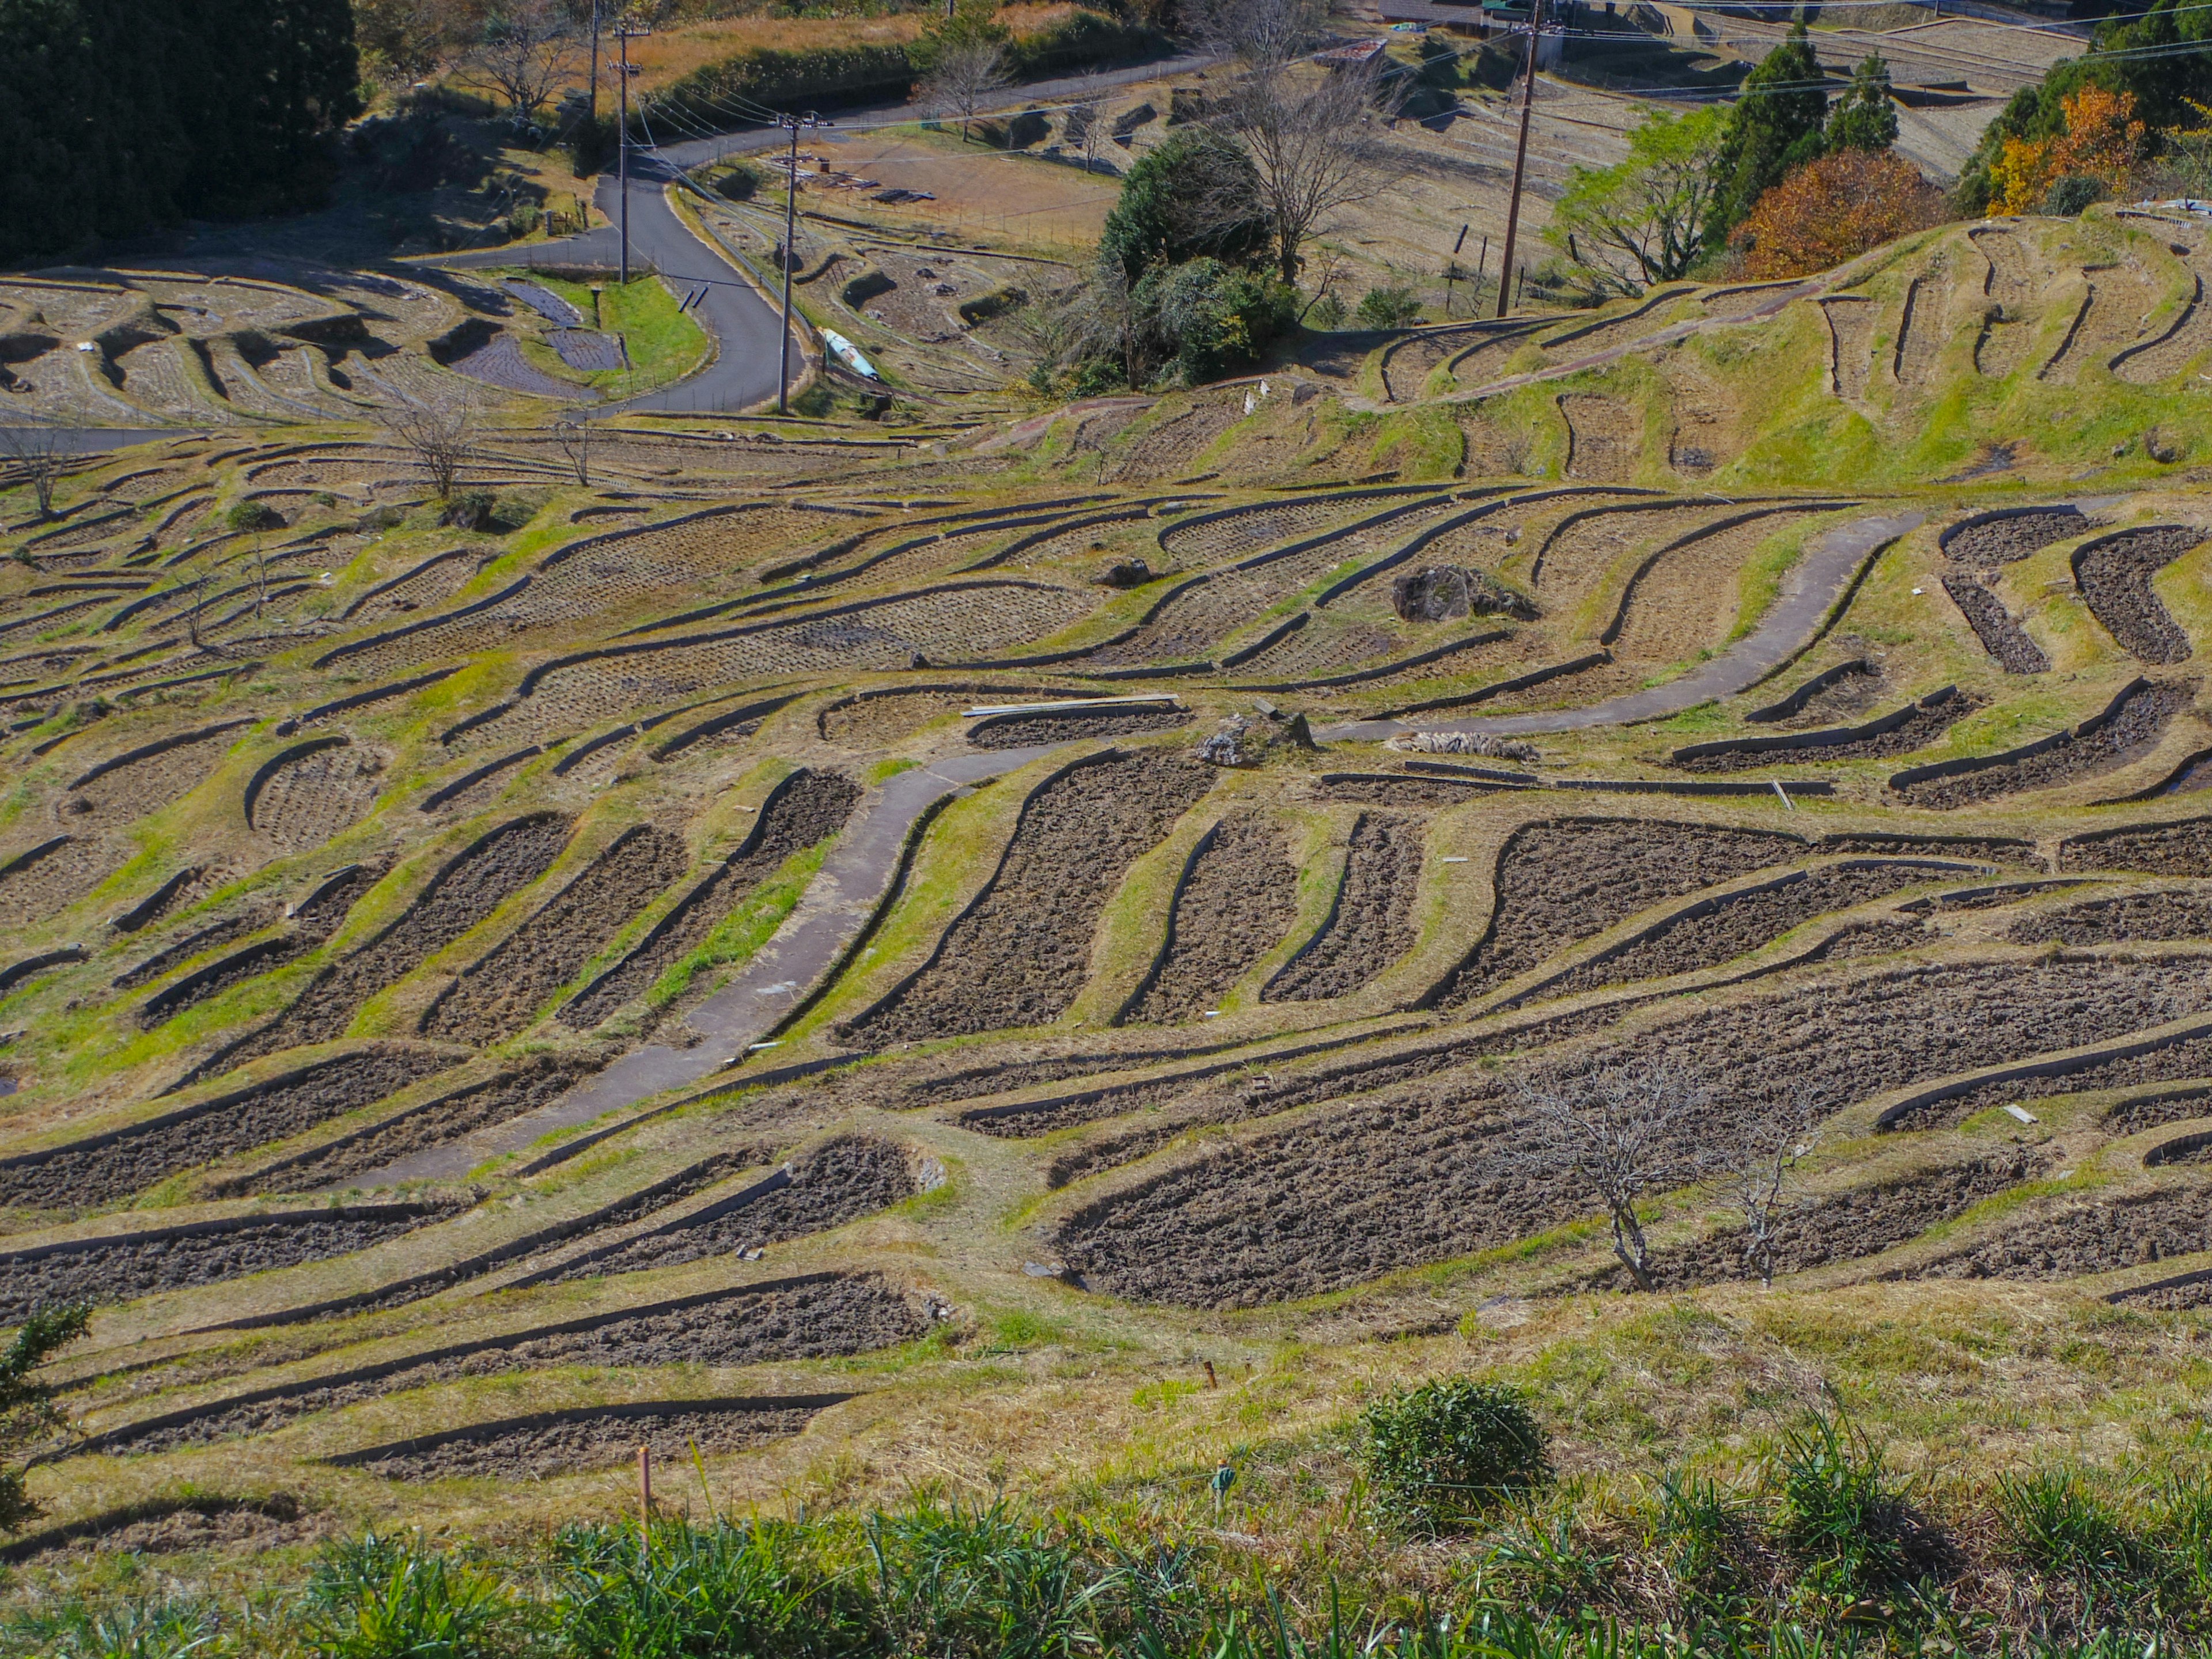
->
1547, 26, 1941, 290
1032, 0, 1403, 389
0, 0, 360, 263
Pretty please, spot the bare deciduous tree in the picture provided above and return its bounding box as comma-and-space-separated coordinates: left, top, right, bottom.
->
1709, 1095, 1820, 1289
1184, 0, 1327, 73
0, 425, 66, 521
1510, 1062, 1711, 1292
1065, 101, 1113, 176
552, 418, 592, 487
1207, 60, 1409, 284
456, 0, 583, 121
377, 394, 477, 500
923, 39, 1012, 144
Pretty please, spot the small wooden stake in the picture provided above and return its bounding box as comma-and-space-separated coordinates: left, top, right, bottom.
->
639, 1444, 653, 1529
1203, 1360, 1218, 1389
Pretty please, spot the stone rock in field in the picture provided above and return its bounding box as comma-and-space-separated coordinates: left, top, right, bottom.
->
1391, 565, 1537, 623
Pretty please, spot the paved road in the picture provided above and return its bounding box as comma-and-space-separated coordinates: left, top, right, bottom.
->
437, 51, 1214, 415
1320, 510, 1926, 741
349, 744, 1054, 1185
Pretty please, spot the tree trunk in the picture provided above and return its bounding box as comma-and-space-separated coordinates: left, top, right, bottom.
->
1611, 1206, 1656, 1291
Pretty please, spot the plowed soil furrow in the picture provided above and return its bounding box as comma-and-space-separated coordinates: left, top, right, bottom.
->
1382, 338, 1456, 404
560, 771, 859, 1028
1058, 956, 2212, 1306
1609, 509, 1837, 668
1898, 679, 2190, 808
2075, 527, 2203, 664
137, 866, 380, 1029
0, 1204, 457, 1323
2010, 888, 2212, 945
61, 728, 240, 829
1586, 1154, 2041, 1291
548, 1135, 916, 1282
1536, 862, 1952, 1000
0, 1047, 460, 1210
851, 755, 1213, 1043
1558, 395, 1642, 482
1672, 694, 1982, 772
1940, 573, 2050, 673
1893, 271, 1951, 389
0, 836, 127, 927
1160, 497, 1385, 564
1908, 1031, 2212, 1130
1263, 813, 1423, 1002
210, 815, 574, 1074
1821, 298, 1875, 400
969, 709, 1191, 748
1435, 819, 1805, 1007
343, 552, 476, 624
1908, 1184, 2212, 1282
2065, 816, 2212, 874
1529, 503, 1726, 597
2117, 274, 2212, 384
1128, 815, 1298, 1025
343, 1402, 824, 1480
251, 743, 384, 850
230, 1058, 599, 1193
422, 826, 691, 1045
108, 1274, 919, 1456
1946, 511, 2089, 566
1104, 402, 1245, 483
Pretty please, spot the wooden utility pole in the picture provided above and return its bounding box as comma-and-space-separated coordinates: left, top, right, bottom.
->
1495, 0, 1544, 320
588, 0, 600, 124
778, 110, 827, 415
615, 20, 650, 283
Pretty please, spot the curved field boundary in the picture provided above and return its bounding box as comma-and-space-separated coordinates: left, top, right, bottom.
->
1875, 1012, 2212, 1128
1896, 877, 2091, 913
2059, 814, 2212, 874
1115, 817, 1227, 1027
243, 736, 348, 830
66, 718, 255, 791
1501, 857, 1985, 1009
1940, 502, 2093, 559
734, 507, 1085, 611
321, 1393, 853, 1472
1941, 572, 2048, 674
505, 578, 1085, 702
0, 1199, 441, 1273
2112, 271, 2205, 373
1541, 286, 1697, 351
1383, 651, 1612, 718
1745, 658, 1876, 723
2099, 743, 2212, 805
504, 1168, 794, 1289
1218, 613, 1308, 670
1675, 686, 1962, 764
1526, 494, 1729, 585
1156, 484, 1444, 556
0, 946, 84, 993
813, 681, 1096, 740
139, 935, 300, 1027
1889, 675, 2150, 794
0, 1045, 463, 1208
418, 745, 541, 811
313, 576, 532, 669
1228, 627, 1514, 694
0, 838, 73, 885
2143, 1124, 2212, 1166
1379, 319, 1529, 378
1597, 502, 1859, 647
74, 1270, 862, 1456
1443, 320, 1550, 373
2071, 523, 2204, 665
111, 865, 203, 933
646, 690, 807, 761
962, 505, 1159, 571
836, 748, 1130, 1036
1306, 496, 1517, 608
297, 666, 459, 726
338, 548, 473, 620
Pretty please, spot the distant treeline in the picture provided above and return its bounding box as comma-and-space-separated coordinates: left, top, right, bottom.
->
0, 0, 358, 266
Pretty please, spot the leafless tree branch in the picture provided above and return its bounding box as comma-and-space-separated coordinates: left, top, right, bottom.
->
376, 393, 478, 499
454, 0, 584, 120
922, 41, 1012, 144
0, 425, 66, 521
1707, 1094, 1821, 1289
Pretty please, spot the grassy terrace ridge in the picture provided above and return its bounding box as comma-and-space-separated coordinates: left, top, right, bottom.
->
12, 194, 2212, 1658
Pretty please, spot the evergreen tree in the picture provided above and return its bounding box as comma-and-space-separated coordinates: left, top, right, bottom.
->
1826, 54, 1897, 152
1098, 128, 1271, 285
1705, 23, 1829, 248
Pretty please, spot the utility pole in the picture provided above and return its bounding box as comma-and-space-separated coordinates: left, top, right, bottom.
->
588, 0, 600, 124
778, 109, 827, 414
615, 19, 650, 284
1495, 0, 1544, 319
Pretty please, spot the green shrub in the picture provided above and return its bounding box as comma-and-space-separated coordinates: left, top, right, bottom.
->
555, 1518, 874, 1659
1776, 1414, 1942, 1608
442, 490, 496, 531
505, 200, 540, 238
868, 1501, 1092, 1659
0, 1592, 219, 1659
223, 498, 284, 532
717, 162, 761, 202
1132, 257, 1295, 385
2043, 173, 2107, 216
301, 1532, 512, 1659
1306, 291, 1348, 330
1355, 286, 1423, 329
1358, 1376, 1552, 1532
1099, 128, 1271, 285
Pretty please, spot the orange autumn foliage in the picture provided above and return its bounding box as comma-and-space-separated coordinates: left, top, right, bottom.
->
1991, 85, 2147, 214
1729, 148, 1946, 280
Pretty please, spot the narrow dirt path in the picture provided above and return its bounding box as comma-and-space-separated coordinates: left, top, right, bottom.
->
1320, 509, 1923, 739
346, 745, 1055, 1184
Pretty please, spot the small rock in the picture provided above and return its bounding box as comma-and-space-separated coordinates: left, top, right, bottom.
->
1095, 556, 1153, 588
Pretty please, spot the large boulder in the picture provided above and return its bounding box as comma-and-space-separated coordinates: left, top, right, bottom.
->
1391, 565, 1537, 623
